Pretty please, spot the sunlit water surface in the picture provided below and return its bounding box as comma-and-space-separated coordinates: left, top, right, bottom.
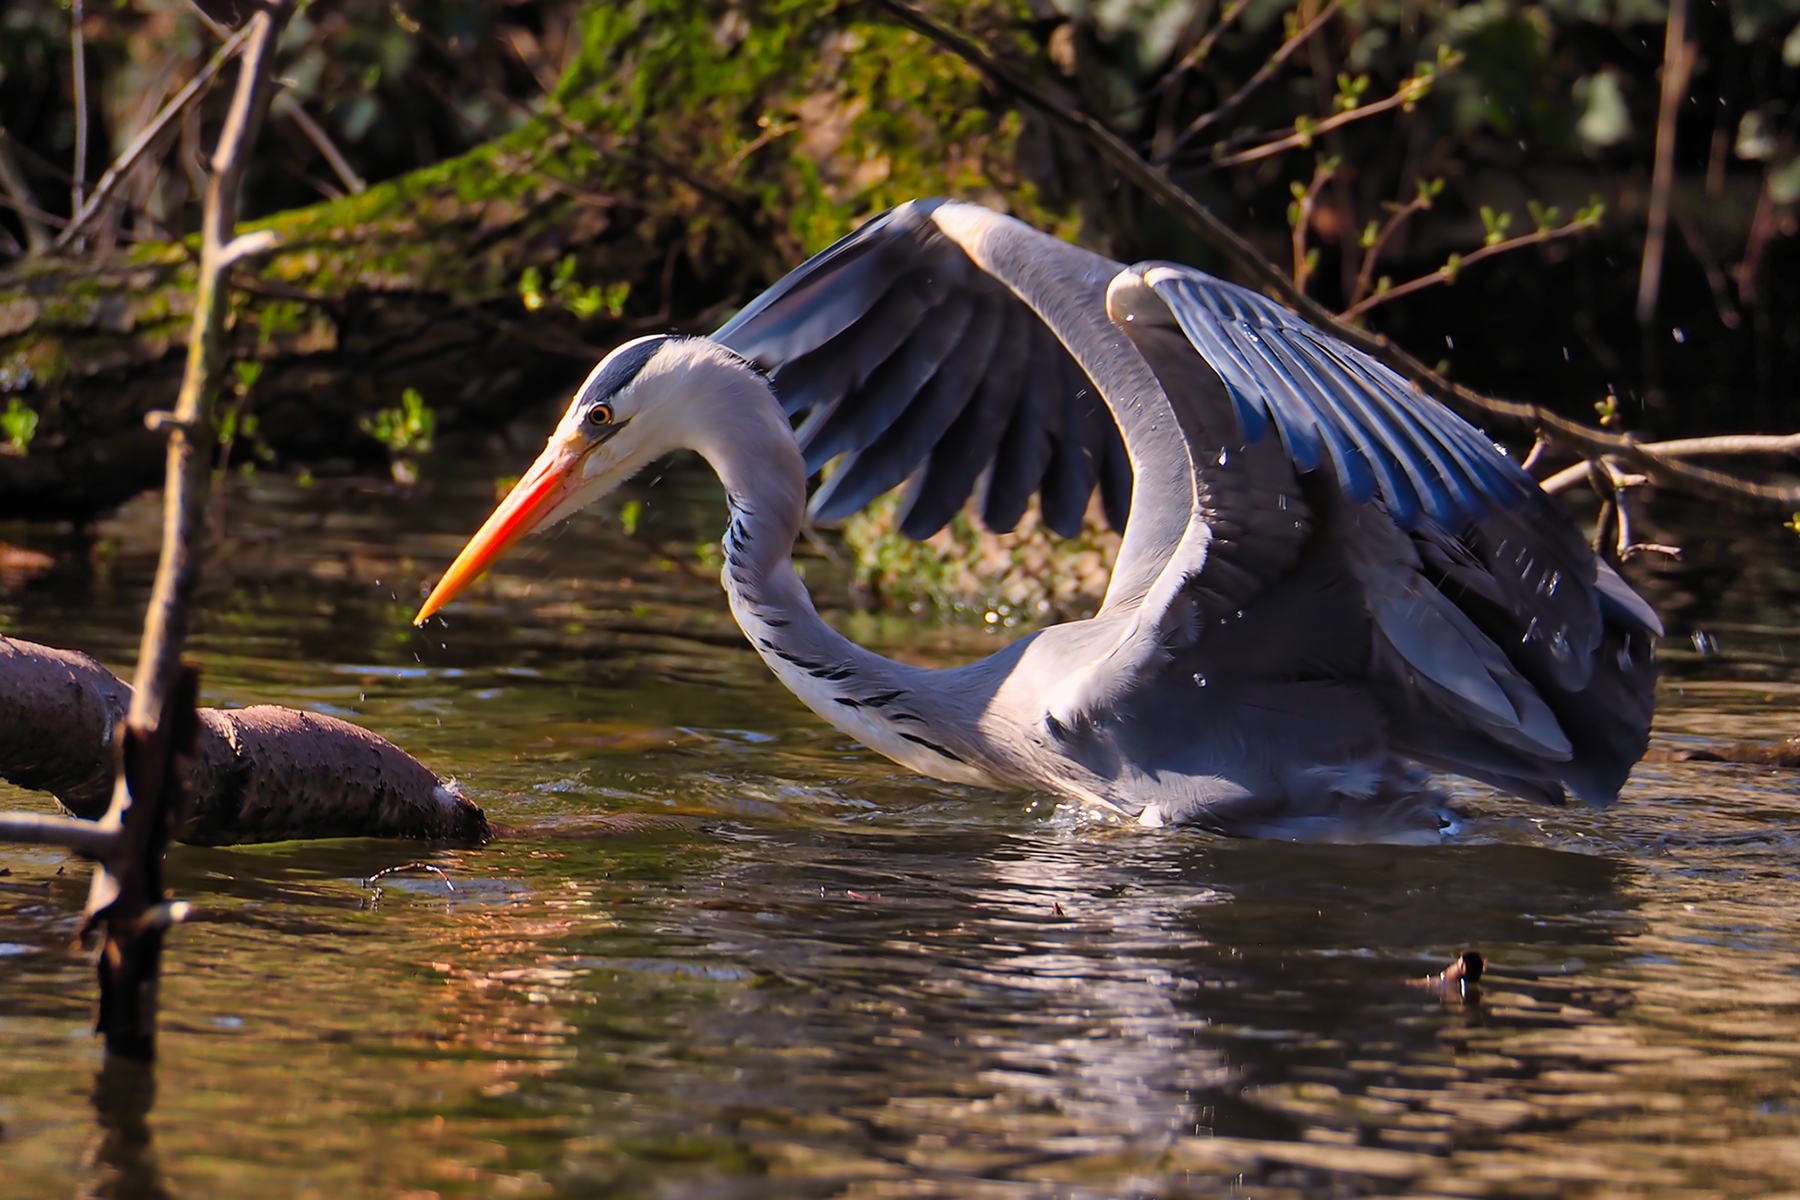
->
2, 462, 1798, 1199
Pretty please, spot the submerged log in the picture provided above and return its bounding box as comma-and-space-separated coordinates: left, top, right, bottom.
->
1645, 738, 1800, 768
0, 635, 489, 845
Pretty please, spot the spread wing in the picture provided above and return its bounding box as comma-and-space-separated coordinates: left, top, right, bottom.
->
713, 201, 1657, 805
713, 200, 1131, 541
1120, 263, 1661, 805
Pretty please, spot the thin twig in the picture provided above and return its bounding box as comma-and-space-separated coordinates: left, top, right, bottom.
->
1290, 159, 1334, 291
1159, 0, 1345, 164
1637, 0, 1693, 326
1350, 193, 1432, 310
1210, 79, 1436, 170
1339, 219, 1598, 319
0, 192, 71, 229
274, 94, 366, 194
71, 0, 89, 221
1539, 433, 1800, 494
53, 23, 256, 252
1675, 213, 1741, 330
125, 8, 289, 728
872, 0, 1800, 510
1153, 0, 1254, 96
0, 127, 51, 251
0, 812, 119, 857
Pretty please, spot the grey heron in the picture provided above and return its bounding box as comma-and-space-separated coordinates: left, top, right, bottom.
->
415, 199, 1659, 838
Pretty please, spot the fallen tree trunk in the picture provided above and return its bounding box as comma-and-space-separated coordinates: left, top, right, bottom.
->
0, 141, 707, 521
0, 1, 1060, 521
0, 635, 489, 845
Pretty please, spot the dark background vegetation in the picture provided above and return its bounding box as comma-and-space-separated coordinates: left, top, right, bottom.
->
0, 0, 1796, 516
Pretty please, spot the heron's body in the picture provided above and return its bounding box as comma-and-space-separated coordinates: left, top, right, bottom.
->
418, 200, 1659, 839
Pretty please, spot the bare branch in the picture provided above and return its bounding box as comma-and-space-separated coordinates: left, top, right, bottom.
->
1159, 0, 1345, 164
0, 191, 69, 230
53, 23, 257, 252
126, 6, 289, 729
1339, 219, 1598, 319
273, 93, 366, 195
71, 0, 90, 221
1350, 189, 1433, 309
872, 0, 1800, 510
1637, 0, 1694, 326
218, 228, 281, 267
1519, 434, 1551, 474
0, 127, 51, 251
1153, 0, 1254, 96
0, 812, 119, 857
1675, 214, 1742, 330
1211, 80, 1428, 170
1540, 433, 1800, 495
1289, 159, 1335, 292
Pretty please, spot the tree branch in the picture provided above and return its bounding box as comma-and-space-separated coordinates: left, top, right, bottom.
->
1210, 80, 1427, 170
870, 0, 1800, 510
1340, 219, 1598, 319
0, 127, 51, 252
1153, 0, 1254, 97
1158, 0, 1344, 164
273, 93, 367, 195
0, 812, 118, 857
1637, 0, 1693, 326
51, 23, 257, 253
1539, 433, 1800, 495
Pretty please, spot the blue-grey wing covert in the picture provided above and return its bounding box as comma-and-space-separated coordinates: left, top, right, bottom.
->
714, 201, 1130, 539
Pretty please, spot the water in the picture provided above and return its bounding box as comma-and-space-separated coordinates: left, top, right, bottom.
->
2, 461, 1799, 1199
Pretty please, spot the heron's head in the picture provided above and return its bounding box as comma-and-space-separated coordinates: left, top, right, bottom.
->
414, 335, 754, 625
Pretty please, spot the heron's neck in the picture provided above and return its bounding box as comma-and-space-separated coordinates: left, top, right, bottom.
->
684, 366, 999, 787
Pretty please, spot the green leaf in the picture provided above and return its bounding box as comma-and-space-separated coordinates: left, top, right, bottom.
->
519, 266, 546, 312
1770, 157, 1800, 207
1, 398, 38, 454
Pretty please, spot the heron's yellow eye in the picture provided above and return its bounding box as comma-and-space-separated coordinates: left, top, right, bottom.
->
587, 402, 614, 427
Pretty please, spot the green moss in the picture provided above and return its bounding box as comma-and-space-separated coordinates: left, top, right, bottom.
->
842, 491, 1120, 623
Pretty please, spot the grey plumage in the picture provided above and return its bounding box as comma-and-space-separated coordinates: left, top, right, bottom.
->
453, 199, 1660, 840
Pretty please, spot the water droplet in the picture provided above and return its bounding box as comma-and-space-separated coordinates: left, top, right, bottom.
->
1193, 673, 1208, 688
1672, 327, 1686, 343
1562, 346, 1570, 360
984, 611, 999, 625
1522, 616, 1541, 644
1691, 631, 1717, 656
1550, 629, 1571, 659
1217, 448, 1230, 466
1445, 335, 1455, 349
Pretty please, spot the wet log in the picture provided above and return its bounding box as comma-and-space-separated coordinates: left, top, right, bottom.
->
0, 635, 489, 845
0, 153, 714, 522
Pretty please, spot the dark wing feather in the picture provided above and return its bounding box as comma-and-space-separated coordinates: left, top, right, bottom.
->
1141, 261, 1616, 688
715, 201, 1124, 538
811, 293, 998, 522
897, 302, 1032, 539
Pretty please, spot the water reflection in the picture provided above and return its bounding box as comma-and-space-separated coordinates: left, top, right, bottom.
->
85, 1058, 170, 1200
1, 467, 1798, 1198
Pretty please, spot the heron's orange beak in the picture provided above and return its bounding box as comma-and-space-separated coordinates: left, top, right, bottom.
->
413, 439, 585, 625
